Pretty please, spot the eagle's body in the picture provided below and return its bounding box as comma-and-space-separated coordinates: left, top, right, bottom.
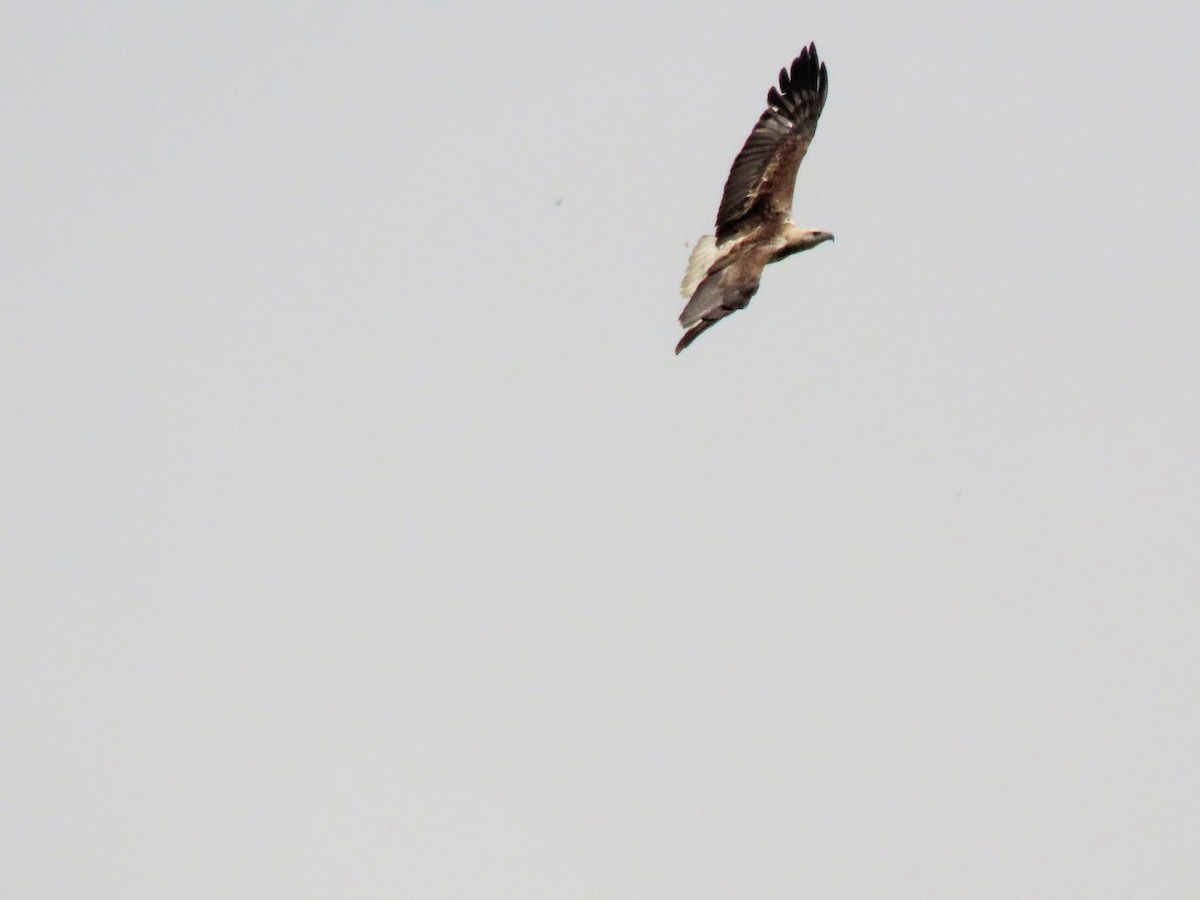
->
676, 43, 833, 354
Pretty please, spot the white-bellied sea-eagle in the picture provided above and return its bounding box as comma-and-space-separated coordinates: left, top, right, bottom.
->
676, 43, 833, 354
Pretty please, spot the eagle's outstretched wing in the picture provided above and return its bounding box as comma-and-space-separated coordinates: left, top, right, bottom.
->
714, 44, 829, 242
675, 253, 763, 354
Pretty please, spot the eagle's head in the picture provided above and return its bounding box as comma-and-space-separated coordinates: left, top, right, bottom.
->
772, 225, 834, 262
793, 227, 835, 249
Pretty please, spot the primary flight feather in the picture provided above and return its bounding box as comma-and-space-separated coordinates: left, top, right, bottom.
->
676, 43, 833, 354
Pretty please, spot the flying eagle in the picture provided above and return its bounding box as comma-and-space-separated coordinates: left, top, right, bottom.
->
676, 43, 833, 354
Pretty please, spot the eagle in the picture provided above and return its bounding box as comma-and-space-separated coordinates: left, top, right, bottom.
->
676, 43, 833, 354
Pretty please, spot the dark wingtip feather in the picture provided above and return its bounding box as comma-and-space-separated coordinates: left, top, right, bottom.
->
790, 45, 815, 92
675, 319, 716, 354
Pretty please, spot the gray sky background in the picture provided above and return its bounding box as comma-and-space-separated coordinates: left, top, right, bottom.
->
4, 2, 1200, 896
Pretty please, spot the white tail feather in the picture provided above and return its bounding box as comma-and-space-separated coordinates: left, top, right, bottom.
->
680, 234, 718, 299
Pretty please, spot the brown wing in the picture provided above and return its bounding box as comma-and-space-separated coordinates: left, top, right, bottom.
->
714, 44, 829, 242
675, 248, 766, 354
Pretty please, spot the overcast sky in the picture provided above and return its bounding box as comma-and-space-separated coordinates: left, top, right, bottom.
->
4, 2, 1200, 896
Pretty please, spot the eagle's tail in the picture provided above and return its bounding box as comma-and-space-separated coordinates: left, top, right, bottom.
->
679, 234, 718, 299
